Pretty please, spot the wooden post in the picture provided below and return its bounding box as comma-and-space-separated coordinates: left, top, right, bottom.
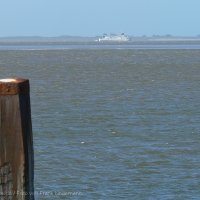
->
0, 78, 34, 200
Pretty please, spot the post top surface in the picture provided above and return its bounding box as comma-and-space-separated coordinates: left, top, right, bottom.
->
0, 78, 27, 83
0, 78, 17, 82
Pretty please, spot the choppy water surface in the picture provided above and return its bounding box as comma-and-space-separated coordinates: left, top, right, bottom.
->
1, 43, 200, 50
0, 48, 200, 199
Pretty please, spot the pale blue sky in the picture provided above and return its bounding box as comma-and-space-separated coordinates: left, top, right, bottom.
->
0, 0, 200, 37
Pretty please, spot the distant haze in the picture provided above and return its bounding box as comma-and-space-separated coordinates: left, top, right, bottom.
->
0, 0, 200, 37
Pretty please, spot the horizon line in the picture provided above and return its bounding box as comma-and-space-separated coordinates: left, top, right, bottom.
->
0, 34, 200, 38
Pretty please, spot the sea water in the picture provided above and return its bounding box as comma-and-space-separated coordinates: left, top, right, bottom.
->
0, 46, 200, 199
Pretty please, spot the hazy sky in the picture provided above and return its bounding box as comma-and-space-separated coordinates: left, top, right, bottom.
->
0, 0, 200, 37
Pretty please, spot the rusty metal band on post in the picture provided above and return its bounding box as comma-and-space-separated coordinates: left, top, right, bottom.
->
0, 78, 30, 95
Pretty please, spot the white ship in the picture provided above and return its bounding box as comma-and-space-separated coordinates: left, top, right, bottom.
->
98, 33, 129, 42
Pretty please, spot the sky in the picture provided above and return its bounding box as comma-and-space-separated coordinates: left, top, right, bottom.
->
0, 0, 200, 37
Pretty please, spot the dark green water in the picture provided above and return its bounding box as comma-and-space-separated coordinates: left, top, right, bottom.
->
1, 49, 200, 199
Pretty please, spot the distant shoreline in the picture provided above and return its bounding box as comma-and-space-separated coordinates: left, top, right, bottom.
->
1, 36, 200, 44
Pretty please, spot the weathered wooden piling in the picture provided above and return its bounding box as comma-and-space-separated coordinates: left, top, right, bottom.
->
0, 78, 34, 200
